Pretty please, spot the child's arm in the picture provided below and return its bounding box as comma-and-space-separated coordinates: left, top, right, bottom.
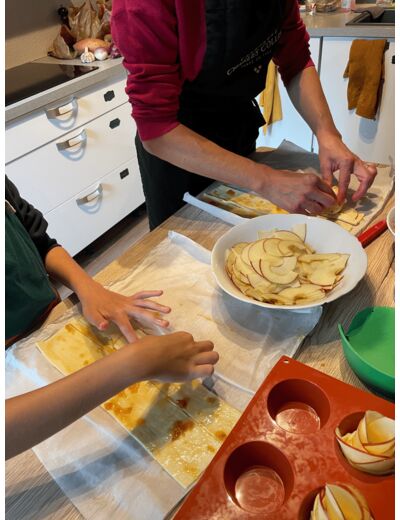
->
6, 332, 218, 459
44, 246, 171, 342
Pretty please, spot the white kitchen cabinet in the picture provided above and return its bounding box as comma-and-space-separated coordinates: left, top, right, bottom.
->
317, 37, 395, 165
6, 72, 145, 256
256, 37, 321, 151
5, 74, 129, 165
45, 158, 144, 256
7, 102, 138, 214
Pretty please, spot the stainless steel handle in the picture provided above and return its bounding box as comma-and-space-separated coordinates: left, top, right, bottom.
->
46, 97, 77, 119
56, 129, 87, 151
76, 184, 103, 206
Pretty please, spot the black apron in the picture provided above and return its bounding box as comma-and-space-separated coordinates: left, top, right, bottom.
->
5, 202, 59, 346
136, 0, 285, 229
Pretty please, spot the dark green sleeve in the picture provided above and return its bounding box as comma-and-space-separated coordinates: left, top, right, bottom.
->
5, 176, 60, 260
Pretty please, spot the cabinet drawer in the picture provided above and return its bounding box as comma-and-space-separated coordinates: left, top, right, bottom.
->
6, 102, 136, 214
45, 158, 145, 257
6, 72, 129, 164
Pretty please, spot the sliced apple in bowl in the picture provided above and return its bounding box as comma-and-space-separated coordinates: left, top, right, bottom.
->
223, 223, 352, 307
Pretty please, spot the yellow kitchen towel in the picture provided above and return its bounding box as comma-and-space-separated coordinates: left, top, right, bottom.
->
259, 61, 282, 134
343, 39, 387, 120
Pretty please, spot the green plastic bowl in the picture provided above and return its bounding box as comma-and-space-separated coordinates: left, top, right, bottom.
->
338, 307, 395, 397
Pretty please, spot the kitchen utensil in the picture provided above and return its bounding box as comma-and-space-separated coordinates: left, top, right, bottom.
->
211, 214, 367, 311
174, 356, 394, 519
357, 219, 388, 246
338, 306, 394, 396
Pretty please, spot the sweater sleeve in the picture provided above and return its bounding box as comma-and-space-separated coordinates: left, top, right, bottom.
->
111, 0, 183, 141
273, 0, 314, 87
5, 177, 59, 260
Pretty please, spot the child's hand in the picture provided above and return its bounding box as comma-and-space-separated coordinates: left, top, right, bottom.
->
133, 332, 218, 382
77, 282, 170, 342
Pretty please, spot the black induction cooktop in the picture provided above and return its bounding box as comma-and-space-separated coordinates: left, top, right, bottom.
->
5, 62, 99, 107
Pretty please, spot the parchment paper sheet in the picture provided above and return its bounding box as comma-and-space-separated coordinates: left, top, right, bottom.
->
6, 232, 322, 520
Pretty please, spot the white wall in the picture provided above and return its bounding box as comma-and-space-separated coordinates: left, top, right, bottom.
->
5, 0, 62, 68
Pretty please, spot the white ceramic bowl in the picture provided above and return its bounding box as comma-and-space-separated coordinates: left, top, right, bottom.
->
386, 207, 395, 236
211, 214, 368, 311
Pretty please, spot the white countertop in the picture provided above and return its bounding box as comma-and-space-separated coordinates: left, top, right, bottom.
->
302, 5, 395, 37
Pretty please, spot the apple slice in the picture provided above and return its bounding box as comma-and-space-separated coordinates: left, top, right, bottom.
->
352, 457, 395, 475
364, 439, 395, 456
335, 208, 363, 225
232, 261, 250, 285
279, 284, 325, 300
328, 255, 349, 274
260, 259, 298, 285
324, 485, 345, 520
365, 411, 394, 443
278, 279, 301, 290
312, 491, 329, 520
278, 240, 308, 256
247, 240, 266, 274
232, 242, 248, 255
258, 229, 276, 240
225, 250, 235, 277
339, 485, 369, 514
299, 254, 341, 263
296, 261, 314, 277
349, 430, 365, 451
241, 243, 254, 266
247, 272, 275, 293
296, 294, 325, 305
328, 484, 364, 520
262, 238, 285, 257
272, 230, 303, 242
260, 293, 294, 305
335, 431, 388, 464
270, 256, 297, 275
357, 416, 368, 444
230, 271, 250, 293
235, 255, 255, 277
292, 223, 306, 241
244, 286, 265, 302
308, 268, 337, 287
248, 240, 282, 275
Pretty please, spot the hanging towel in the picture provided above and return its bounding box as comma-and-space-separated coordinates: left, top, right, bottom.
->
259, 61, 283, 134
343, 39, 387, 120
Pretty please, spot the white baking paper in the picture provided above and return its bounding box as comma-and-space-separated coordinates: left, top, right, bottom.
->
5, 233, 322, 520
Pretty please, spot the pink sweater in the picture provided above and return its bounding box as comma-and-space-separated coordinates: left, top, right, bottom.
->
112, 0, 313, 141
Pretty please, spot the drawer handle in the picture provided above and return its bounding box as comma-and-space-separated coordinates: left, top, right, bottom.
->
76, 184, 103, 206
109, 118, 120, 129
46, 97, 77, 119
56, 129, 87, 151
104, 90, 115, 102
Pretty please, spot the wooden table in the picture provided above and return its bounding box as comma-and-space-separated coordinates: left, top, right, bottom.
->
5, 196, 394, 520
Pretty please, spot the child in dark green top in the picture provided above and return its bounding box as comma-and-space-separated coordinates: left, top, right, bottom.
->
5, 177, 218, 459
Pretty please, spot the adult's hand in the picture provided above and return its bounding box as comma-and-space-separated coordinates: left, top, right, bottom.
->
318, 133, 377, 204
262, 168, 337, 215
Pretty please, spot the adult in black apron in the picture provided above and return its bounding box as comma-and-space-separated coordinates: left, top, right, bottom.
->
136, 0, 284, 229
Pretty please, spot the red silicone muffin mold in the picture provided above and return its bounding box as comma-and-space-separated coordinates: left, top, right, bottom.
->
174, 356, 394, 519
